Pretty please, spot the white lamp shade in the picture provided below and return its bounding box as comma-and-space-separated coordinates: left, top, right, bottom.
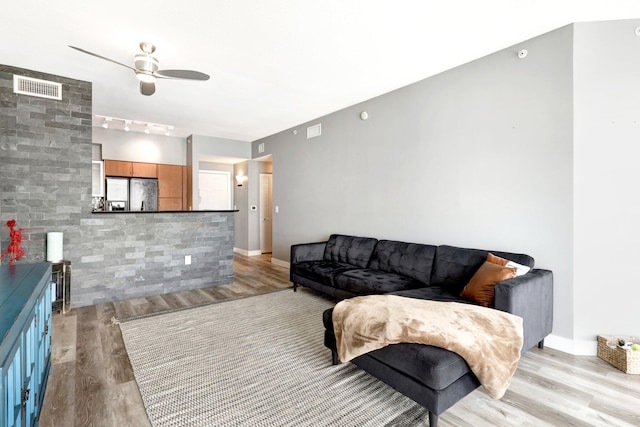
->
47, 232, 63, 262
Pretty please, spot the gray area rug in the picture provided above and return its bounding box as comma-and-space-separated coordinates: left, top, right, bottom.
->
119, 290, 430, 426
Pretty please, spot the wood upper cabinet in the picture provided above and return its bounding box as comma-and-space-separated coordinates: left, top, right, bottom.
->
158, 164, 184, 210
158, 164, 183, 198
132, 162, 157, 178
105, 160, 158, 178
104, 160, 132, 177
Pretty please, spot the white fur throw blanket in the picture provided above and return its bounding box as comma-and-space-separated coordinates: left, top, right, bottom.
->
332, 295, 523, 399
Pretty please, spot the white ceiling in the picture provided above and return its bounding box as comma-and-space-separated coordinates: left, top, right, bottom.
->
3, 1, 640, 141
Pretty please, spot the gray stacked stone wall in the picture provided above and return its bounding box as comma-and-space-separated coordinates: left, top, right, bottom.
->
75, 212, 234, 305
1, 65, 234, 307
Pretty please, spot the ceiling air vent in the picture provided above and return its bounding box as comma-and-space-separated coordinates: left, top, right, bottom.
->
13, 75, 62, 100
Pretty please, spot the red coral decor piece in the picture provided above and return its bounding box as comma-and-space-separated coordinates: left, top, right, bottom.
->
1, 219, 25, 265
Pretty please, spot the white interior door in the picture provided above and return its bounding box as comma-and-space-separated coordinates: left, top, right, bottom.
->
199, 171, 231, 210
260, 173, 273, 253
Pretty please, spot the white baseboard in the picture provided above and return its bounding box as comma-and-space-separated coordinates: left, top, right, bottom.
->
545, 334, 597, 356
271, 258, 290, 269
233, 248, 262, 257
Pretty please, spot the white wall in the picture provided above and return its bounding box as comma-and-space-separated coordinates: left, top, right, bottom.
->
255, 25, 576, 347
93, 127, 186, 165
572, 19, 640, 345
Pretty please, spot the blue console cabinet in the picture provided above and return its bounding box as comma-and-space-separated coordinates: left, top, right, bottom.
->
0, 263, 52, 427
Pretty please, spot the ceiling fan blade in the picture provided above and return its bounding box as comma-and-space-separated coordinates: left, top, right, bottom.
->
140, 81, 156, 96
155, 69, 210, 81
69, 45, 137, 72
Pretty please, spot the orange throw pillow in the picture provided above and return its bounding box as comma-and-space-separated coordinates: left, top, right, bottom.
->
460, 261, 517, 307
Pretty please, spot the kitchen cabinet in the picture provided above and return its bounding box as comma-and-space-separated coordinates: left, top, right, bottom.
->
158, 164, 183, 210
158, 164, 183, 198
104, 160, 187, 211
104, 160, 132, 177
0, 262, 52, 427
105, 161, 157, 178
132, 162, 157, 178
158, 197, 183, 211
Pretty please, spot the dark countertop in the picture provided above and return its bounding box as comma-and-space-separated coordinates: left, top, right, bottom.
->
92, 210, 238, 214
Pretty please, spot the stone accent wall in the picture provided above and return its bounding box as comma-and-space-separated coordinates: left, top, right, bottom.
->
0, 64, 93, 263
1, 65, 235, 307
77, 212, 234, 305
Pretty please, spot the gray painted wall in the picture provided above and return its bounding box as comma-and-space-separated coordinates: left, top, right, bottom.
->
233, 160, 272, 252
93, 127, 187, 165
572, 19, 640, 343
254, 19, 640, 351
234, 161, 250, 249
254, 27, 576, 343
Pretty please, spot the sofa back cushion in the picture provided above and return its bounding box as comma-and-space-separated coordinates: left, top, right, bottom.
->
431, 245, 534, 293
323, 234, 378, 268
368, 240, 437, 285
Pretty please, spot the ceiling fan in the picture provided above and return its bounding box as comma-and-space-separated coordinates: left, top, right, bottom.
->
69, 42, 210, 96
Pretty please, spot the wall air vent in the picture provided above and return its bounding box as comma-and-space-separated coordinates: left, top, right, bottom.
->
13, 75, 62, 100
307, 123, 321, 139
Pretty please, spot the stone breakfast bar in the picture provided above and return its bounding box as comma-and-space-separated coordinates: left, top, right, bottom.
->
71, 210, 236, 308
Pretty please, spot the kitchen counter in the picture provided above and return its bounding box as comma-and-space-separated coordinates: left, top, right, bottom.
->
92, 210, 239, 214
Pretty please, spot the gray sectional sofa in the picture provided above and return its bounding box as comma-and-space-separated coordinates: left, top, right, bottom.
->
290, 234, 553, 426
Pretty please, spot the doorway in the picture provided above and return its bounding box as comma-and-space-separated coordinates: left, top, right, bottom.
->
199, 170, 231, 210
259, 173, 272, 254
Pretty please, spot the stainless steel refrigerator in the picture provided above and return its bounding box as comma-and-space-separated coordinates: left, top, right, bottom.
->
106, 177, 158, 211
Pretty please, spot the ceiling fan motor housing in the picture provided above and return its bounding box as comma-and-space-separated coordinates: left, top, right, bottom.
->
134, 54, 159, 81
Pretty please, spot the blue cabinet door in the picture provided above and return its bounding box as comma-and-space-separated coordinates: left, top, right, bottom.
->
22, 314, 37, 427
3, 343, 23, 427
34, 286, 52, 418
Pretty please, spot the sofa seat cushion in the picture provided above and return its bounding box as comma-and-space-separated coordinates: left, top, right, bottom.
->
367, 343, 471, 391
392, 286, 480, 305
333, 269, 424, 294
291, 261, 359, 287
322, 307, 471, 391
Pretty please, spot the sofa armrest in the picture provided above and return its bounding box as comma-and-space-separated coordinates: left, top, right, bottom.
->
290, 241, 327, 284
494, 269, 553, 352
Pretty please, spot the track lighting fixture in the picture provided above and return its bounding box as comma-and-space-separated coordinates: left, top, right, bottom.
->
95, 115, 175, 136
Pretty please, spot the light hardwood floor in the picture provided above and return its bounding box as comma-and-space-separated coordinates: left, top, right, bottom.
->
40, 254, 640, 426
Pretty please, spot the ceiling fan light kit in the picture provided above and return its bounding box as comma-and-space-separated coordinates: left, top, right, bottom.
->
69, 42, 210, 96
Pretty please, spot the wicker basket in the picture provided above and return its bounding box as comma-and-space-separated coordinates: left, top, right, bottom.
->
597, 335, 640, 374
